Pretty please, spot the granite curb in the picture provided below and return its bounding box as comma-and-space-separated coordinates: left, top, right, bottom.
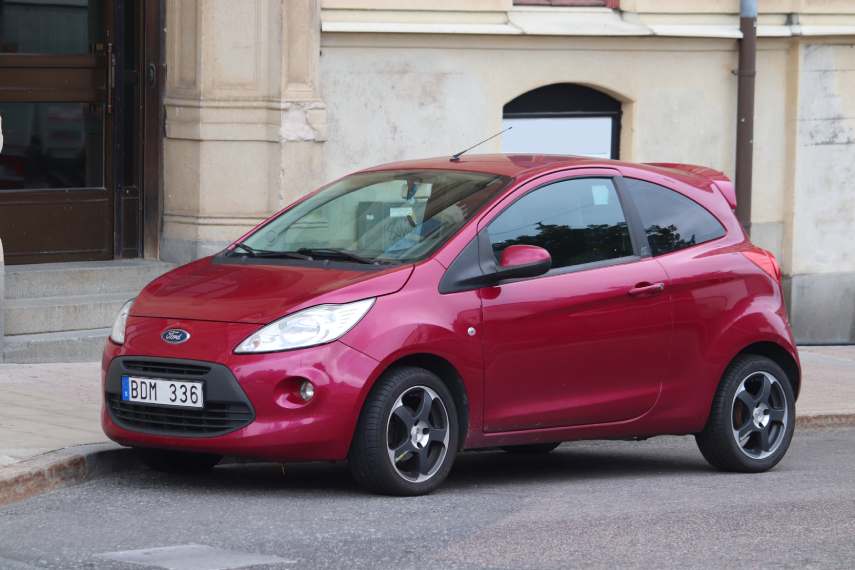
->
0, 442, 137, 508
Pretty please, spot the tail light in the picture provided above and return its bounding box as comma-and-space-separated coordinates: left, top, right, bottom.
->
743, 249, 782, 283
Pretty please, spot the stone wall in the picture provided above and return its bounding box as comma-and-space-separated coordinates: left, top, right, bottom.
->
785, 42, 855, 343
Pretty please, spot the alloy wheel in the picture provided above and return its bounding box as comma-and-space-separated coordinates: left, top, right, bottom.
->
385, 385, 450, 483
731, 371, 789, 460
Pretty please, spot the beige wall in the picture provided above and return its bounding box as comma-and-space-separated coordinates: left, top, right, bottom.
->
789, 41, 855, 275
319, 34, 738, 178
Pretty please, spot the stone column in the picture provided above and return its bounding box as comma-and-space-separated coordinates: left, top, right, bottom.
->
161, 0, 326, 263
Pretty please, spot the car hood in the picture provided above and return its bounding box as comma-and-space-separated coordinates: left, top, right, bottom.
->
131, 256, 415, 324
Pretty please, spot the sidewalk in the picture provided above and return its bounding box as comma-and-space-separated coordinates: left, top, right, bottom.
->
1, 347, 854, 468
0, 362, 105, 467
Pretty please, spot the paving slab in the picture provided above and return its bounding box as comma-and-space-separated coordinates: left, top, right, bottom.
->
0, 362, 105, 466
796, 345, 855, 416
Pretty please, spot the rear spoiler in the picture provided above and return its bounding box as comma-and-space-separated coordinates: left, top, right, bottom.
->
646, 163, 737, 210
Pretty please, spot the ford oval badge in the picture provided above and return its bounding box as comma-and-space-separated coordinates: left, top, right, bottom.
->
162, 328, 190, 344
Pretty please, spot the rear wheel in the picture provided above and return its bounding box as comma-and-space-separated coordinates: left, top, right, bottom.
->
349, 367, 459, 496
501, 442, 561, 454
696, 355, 795, 472
136, 448, 222, 473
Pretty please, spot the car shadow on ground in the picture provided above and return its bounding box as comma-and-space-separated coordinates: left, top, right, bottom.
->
126, 441, 712, 497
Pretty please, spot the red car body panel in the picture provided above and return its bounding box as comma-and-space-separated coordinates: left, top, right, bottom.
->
131, 257, 414, 324
102, 155, 800, 461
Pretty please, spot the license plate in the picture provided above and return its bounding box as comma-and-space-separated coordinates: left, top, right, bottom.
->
121, 375, 204, 409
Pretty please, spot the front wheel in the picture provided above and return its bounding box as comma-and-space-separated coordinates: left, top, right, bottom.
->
349, 367, 459, 496
696, 355, 795, 472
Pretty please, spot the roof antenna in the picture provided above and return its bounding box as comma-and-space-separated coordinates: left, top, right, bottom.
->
450, 126, 512, 162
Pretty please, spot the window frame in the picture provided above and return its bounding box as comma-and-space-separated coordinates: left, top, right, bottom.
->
475, 171, 644, 284
619, 176, 728, 259
513, 1, 620, 8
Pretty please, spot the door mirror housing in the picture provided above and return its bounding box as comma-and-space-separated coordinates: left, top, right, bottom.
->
494, 245, 551, 280
438, 240, 553, 294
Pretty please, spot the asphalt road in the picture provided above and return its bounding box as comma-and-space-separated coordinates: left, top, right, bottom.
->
1, 427, 854, 570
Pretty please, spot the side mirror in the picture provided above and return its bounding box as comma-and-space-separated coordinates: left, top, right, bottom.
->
493, 245, 551, 281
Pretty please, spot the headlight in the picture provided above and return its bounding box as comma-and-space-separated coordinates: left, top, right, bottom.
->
110, 299, 135, 345
235, 298, 375, 353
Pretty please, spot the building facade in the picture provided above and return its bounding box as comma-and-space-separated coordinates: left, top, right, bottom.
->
1, 0, 854, 352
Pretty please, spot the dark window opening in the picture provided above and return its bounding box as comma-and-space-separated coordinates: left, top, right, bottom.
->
487, 178, 633, 270
502, 83, 623, 159
624, 178, 726, 256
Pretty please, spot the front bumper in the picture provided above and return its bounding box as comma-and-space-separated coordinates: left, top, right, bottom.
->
101, 316, 380, 462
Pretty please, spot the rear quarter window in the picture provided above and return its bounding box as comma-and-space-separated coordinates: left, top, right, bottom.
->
624, 178, 726, 256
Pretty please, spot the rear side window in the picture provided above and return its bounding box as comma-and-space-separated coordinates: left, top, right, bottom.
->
486, 178, 633, 270
624, 178, 725, 256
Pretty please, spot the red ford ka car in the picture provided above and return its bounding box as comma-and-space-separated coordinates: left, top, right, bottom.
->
102, 154, 799, 495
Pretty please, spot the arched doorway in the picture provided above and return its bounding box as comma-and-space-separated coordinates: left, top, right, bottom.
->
502, 84, 622, 159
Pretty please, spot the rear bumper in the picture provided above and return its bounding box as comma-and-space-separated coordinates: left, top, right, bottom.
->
101, 318, 380, 462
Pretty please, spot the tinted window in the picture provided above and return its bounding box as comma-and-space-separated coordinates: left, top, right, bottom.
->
625, 179, 726, 256
487, 178, 633, 270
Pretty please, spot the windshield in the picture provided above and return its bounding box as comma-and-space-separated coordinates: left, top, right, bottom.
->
235, 170, 510, 264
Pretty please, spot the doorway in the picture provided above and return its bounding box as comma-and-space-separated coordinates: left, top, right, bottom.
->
501, 83, 622, 159
0, 0, 162, 265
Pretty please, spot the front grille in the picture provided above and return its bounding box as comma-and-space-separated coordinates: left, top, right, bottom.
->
106, 394, 253, 435
106, 357, 255, 437
123, 360, 211, 377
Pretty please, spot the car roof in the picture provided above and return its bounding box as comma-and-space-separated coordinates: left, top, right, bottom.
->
360, 153, 712, 188
361, 154, 606, 178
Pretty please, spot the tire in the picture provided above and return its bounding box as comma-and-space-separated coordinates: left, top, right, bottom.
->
349, 366, 459, 496
501, 442, 561, 454
136, 448, 222, 473
695, 355, 795, 473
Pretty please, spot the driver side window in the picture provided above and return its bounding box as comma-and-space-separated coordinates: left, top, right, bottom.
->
486, 178, 633, 270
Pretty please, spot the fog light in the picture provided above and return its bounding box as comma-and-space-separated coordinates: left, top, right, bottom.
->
299, 380, 315, 402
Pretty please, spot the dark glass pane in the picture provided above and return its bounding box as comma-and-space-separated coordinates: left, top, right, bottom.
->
625, 178, 726, 256
488, 178, 632, 269
0, 0, 103, 54
0, 102, 104, 190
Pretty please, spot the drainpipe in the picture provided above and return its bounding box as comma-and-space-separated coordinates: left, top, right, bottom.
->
735, 0, 757, 233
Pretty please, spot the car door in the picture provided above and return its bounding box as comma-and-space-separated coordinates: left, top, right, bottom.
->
479, 171, 672, 432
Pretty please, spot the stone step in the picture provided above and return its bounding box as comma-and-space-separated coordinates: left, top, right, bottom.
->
2, 328, 110, 364
4, 259, 174, 300
4, 292, 134, 336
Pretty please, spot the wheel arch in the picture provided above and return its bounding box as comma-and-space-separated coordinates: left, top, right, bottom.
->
381, 353, 471, 451
734, 341, 801, 399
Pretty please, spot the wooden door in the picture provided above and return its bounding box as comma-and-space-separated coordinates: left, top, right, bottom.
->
0, 0, 116, 264
0, 0, 161, 265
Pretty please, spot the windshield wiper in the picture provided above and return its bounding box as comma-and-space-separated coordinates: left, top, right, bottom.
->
296, 248, 392, 265
230, 243, 312, 260
231, 243, 395, 265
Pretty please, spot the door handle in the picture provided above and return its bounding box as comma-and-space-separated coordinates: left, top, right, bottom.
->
628, 282, 665, 297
